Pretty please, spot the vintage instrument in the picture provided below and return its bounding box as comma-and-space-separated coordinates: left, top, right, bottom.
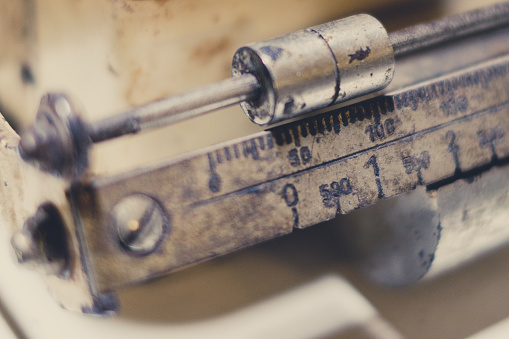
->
1, 1, 509, 338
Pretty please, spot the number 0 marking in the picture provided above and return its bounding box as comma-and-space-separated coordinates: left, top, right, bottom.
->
282, 184, 299, 227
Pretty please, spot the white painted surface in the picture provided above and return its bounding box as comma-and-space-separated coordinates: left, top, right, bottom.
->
0, 222, 401, 339
468, 317, 509, 339
0, 311, 16, 339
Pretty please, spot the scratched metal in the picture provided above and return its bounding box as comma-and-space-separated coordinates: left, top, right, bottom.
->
0, 116, 108, 313
232, 14, 394, 125
72, 54, 509, 292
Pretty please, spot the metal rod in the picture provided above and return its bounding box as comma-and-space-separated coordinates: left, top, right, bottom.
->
389, 2, 509, 57
88, 74, 260, 143
88, 2, 509, 143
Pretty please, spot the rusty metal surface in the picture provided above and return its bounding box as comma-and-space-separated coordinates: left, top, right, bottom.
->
429, 164, 509, 276
71, 53, 509, 292
232, 14, 394, 125
0, 2, 508, 316
0, 115, 104, 312
389, 2, 509, 56
41, 4, 509, 146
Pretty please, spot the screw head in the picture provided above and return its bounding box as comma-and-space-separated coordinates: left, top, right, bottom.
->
11, 231, 38, 263
18, 93, 90, 179
111, 194, 169, 255
18, 129, 38, 156
11, 207, 50, 264
10, 204, 70, 277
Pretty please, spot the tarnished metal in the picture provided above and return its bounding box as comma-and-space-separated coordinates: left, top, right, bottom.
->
18, 93, 90, 179
429, 165, 509, 276
87, 74, 260, 143
112, 194, 169, 255
390, 2, 509, 56
4, 3, 509, 314
0, 114, 116, 313
72, 54, 509, 292
232, 14, 394, 125
331, 163, 509, 286
332, 187, 441, 287
16, 2, 509, 156
11, 204, 70, 276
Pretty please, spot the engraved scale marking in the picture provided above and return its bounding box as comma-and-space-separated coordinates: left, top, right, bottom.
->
77, 55, 509, 290
92, 55, 509, 211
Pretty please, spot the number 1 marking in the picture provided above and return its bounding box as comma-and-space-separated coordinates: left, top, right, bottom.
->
364, 155, 384, 198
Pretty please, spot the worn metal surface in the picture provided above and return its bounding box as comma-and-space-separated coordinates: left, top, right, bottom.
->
70, 53, 509, 292
331, 163, 509, 286
38, 3, 509, 148
232, 14, 394, 125
428, 165, 509, 276
331, 186, 441, 287
0, 114, 108, 313
18, 93, 90, 178
390, 2, 509, 56
1, 2, 508, 316
88, 74, 260, 143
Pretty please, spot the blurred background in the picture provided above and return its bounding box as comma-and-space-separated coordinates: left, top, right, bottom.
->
1, 0, 509, 338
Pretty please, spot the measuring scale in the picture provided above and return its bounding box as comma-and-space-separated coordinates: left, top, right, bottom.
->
2, 2, 509, 314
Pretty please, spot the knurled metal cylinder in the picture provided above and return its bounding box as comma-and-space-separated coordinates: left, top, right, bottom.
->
232, 14, 395, 125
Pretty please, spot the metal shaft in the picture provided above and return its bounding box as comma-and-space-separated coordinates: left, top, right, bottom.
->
390, 2, 509, 56
87, 2, 509, 143
88, 74, 260, 143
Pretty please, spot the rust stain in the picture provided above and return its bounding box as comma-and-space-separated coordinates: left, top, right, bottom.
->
117, 0, 134, 13
125, 67, 143, 104
12, 167, 21, 181
191, 36, 231, 64
153, 0, 172, 7
164, 8, 173, 19
348, 46, 371, 63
